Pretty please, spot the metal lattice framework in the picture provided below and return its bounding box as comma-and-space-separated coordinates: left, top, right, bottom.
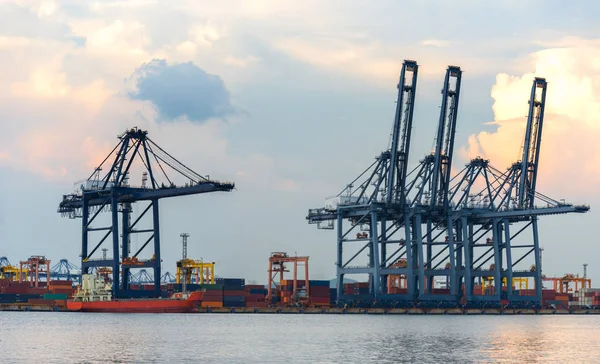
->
161, 271, 176, 283
307, 63, 589, 308
58, 127, 235, 298
130, 269, 154, 284
50, 259, 81, 284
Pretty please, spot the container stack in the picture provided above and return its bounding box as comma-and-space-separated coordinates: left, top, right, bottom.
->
572, 288, 600, 307
199, 283, 224, 308
0, 280, 45, 304
219, 278, 246, 308
245, 285, 267, 308
48, 280, 75, 297
278, 279, 309, 305
309, 280, 330, 306
342, 282, 370, 299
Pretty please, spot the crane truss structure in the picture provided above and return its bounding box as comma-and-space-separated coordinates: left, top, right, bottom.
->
266, 252, 310, 304
130, 269, 154, 284
0, 257, 21, 281
50, 259, 81, 284
307, 61, 589, 307
176, 259, 215, 285
58, 127, 235, 298
19, 256, 50, 288
161, 271, 177, 283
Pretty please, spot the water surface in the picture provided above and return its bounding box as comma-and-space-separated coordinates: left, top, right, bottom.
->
1, 313, 598, 363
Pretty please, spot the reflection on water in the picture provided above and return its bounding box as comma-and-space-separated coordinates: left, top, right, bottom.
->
1, 313, 599, 363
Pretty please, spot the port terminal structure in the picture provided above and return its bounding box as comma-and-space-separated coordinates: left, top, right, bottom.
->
1, 256, 80, 284
267, 252, 310, 305
57, 127, 235, 298
307, 60, 590, 307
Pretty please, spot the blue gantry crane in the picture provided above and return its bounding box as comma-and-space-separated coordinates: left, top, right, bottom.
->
58, 127, 234, 298
130, 269, 154, 284
307, 62, 589, 307
49, 259, 81, 284
161, 271, 176, 283
307, 60, 419, 301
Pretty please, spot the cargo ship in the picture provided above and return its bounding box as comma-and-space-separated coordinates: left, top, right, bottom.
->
66, 274, 204, 313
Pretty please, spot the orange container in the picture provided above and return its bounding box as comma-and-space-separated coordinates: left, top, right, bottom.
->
201, 301, 224, 308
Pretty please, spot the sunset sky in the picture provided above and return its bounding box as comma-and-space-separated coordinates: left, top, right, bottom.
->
0, 0, 597, 283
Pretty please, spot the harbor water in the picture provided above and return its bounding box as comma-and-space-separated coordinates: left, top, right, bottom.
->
1, 313, 599, 363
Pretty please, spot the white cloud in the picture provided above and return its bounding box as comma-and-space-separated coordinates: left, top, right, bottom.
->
224, 55, 259, 67
421, 39, 451, 47
460, 37, 600, 198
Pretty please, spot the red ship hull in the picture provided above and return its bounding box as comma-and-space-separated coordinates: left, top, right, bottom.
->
67, 291, 204, 313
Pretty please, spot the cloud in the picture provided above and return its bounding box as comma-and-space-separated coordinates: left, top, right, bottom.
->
224, 55, 260, 68
128, 59, 235, 122
0, 2, 84, 45
421, 39, 451, 47
460, 37, 600, 198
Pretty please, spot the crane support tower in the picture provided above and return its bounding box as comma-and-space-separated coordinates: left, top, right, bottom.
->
58, 127, 235, 298
307, 63, 590, 308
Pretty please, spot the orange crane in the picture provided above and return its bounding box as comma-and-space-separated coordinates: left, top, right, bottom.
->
19, 256, 50, 287
267, 252, 310, 306
542, 273, 591, 294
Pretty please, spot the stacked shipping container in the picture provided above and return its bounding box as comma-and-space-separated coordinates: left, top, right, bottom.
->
245, 285, 267, 308
0, 278, 74, 306
309, 280, 330, 306
200, 284, 224, 308
279, 279, 310, 305
219, 278, 246, 308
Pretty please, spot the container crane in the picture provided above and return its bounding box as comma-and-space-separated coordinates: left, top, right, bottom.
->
403, 65, 463, 300
308, 63, 590, 308
307, 60, 419, 301
58, 127, 235, 298
445, 78, 588, 306
50, 259, 81, 284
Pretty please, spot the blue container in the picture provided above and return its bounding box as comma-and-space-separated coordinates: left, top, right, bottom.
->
309, 280, 330, 287
217, 278, 245, 286
341, 294, 371, 301
0, 294, 19, 303
223, 295, 245, 307
14, 294, 43, 303
125, 290, 158, 299
249, 289, 267, 295
223, 285, 245, 291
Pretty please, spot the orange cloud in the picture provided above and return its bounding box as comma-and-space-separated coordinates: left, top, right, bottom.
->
461, 38, 600, 198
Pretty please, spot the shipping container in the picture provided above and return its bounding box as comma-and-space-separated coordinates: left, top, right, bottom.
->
201, 301, 224, 308
28, 299, 55, 305
308, 280, 330, 287
310, 286, 331, 296
44, 293, 68, 300
223, 290, 245, 297
246, 301, 267, 308
245, 285, 266, 290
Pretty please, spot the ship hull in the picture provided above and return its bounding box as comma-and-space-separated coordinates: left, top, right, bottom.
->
67, 291, 204, 313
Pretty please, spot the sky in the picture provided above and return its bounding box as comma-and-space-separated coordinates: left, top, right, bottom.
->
0, 0, 598, 285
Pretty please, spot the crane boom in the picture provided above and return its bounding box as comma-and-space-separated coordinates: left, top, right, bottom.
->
386, 60, 418, 205
518, 77, 547, 208
430, 66, 462, 209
